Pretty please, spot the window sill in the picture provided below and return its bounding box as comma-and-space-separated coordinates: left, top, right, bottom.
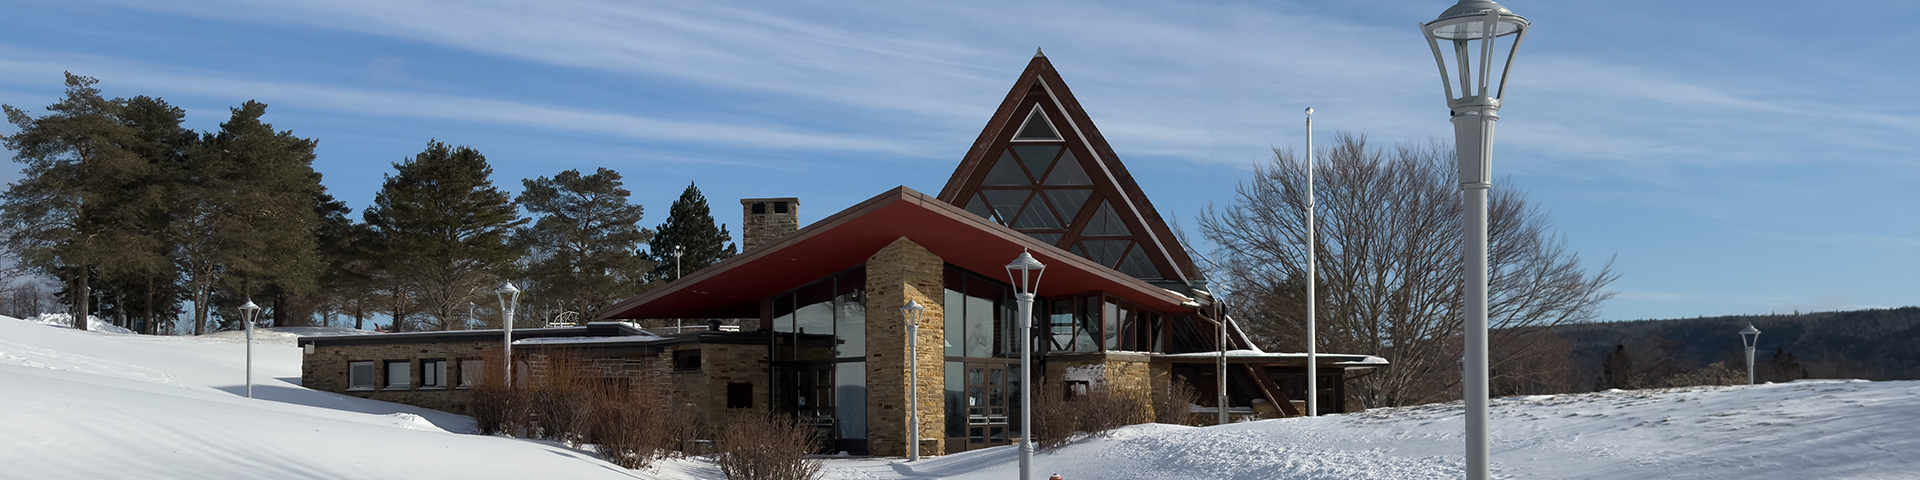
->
382, 387, 412, 391
346, 387, 375, 392
419, 386, 447, 391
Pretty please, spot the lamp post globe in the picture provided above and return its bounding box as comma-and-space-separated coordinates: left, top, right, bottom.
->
903, 299, 926, 461
238, 300, 262, 399
496, 282, 522, 388
1421, 2, 1529, 480
1004, 250, 1046, 480
1740, 324, 1762, 385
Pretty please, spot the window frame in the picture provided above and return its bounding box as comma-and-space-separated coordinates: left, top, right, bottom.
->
419, 358, 448, 389
348, 361, 376, 391
457, 358, 483, 388
384, 360, 412, 390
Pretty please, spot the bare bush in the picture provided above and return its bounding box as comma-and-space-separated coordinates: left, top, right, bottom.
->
1156, 376, 1201, 425
529, 349, 595, 444
467, 350, 527, 436
714, 415, 822, 480
1031, 380, 1156, 452
585, 380, 666, 469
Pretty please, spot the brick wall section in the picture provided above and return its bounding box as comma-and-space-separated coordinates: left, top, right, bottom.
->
740, 197, 800, 251
862, 237, 946, 457
675, 343, 772, 429
303, 340, 498, 414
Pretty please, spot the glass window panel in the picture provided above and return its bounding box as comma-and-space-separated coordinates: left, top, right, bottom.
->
1011, 146, 1060, 180
796, 286, 835, 361
1103, 301, 1120, 350
981, 190, 1029, 225
1042, 150, 1092, 186
989, 368, 1004, 386
1082, 201, 1131, 236
1027, 232, 1063, 246
945, 362, 965, 438
1082, 240, 1128, 267
983, 151, 1028, 186
965, 193, 993, 220
1119, 306, 1135, 350
836, 289, 866, 358
349, 362, 375, 389
1076, 297, 1099, 352
1118, 244, 1161, 280
459, 360, 482, 387
969, 387, 985, 408
944, 288, 964, 357
965, 295, 994, 358
1012, 199, 1061, 229
1000, 297, 1018, 357
1016, 107, 1060, 140
386, 361, 410, 389
421, 359, 446, 388
773, 294, 796, 360
989, 387, 1003, 407
1048, 299, 1075, 351
1043, 189, 1092, 222
1069, 243, 1088, 259
836, 362, 866, 439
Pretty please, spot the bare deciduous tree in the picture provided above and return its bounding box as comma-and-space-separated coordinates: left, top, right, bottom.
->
1200, 133, 1615, 408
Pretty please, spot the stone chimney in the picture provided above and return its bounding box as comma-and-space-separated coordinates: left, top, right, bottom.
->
741, 197, 800, 251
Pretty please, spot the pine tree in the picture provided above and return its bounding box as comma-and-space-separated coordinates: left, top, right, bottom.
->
1601, 344, 1637, 390
516, 168, 655, 320
100, 95, 193, 334
364, 140, 525, 331
172, 101, 326, 333
645, 182, 735, 283
0, 73, 145, 331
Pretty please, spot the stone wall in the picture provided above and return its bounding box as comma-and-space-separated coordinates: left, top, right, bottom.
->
862, 237, 947, 457
302, 340, 497, 414
674, 342, 772, 429
740, 197, 800, 251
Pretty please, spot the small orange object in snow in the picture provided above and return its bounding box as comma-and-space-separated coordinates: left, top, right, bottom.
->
1049, 475, 1063, 480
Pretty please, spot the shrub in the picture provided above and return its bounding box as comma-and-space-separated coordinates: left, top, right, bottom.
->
585, 380, 667, 469
714, 415, 823, 480
468, 350, 527, 436
529, 349, 595, 444
1155, 375, 1201, 425
1031, 379, 1156, 452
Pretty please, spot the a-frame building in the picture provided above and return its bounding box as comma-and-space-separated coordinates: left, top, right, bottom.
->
939, 51, 1201, 287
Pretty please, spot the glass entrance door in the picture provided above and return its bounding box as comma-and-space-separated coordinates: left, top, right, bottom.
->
964, 363, 1010, 448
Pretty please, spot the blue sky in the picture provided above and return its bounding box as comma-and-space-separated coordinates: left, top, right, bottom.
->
1, 0, 1914, 322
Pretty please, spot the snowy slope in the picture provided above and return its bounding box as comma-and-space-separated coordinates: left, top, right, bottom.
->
0, 316, 645, 479
5, 314, 1916, 479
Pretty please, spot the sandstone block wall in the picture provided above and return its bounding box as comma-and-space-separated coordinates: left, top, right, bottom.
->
863, 237, 946, 457
303, 340, 497, 414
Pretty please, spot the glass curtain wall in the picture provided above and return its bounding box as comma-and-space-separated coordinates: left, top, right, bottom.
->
941, 266, 1028, 447
769, 266, 868, 451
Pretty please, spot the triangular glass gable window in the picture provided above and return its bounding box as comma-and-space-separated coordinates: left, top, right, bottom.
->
1081, 201, 1131, 236
1015, 106, 1061, 141
1012, 199, 1062, 229
1027, 232, 1063, 245
965, 193, 994, 220
1081, 240, 1129, 267
981, 190, 1030, 225
1043, 189, 1091, 224
1011, 146, 1060, 181
983, 151, 1029, 186
1043, 150, 1092, 186
1118, 244, 1161, 280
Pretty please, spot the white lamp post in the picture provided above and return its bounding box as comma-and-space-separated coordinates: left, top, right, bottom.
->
1305, 106, 1318, 418
903, 299, 926, 461
239, 299, 262, 399
496, 282, 521, 388
1740, 324, 1761, 385
1421, 2, 1530, 480
1004, 250, 1046, 480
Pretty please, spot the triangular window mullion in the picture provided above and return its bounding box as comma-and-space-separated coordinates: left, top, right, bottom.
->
1012, 105, 1062, 142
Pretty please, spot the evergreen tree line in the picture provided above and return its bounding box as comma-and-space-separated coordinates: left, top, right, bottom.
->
0, 73, 737, 334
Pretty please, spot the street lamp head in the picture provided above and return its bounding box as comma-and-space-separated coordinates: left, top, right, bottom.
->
239, 299, 261, 324
1422, 0, 1530, 108
496, 282, 521, 312
1740, 324, 1761, 348
239, 300, 260, 313
903, 299, 925, 314
1004, 249, 1047, 294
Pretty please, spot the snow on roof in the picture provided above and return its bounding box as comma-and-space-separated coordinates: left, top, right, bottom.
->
1158, 349, 1387, 365
512, 333, 665, 345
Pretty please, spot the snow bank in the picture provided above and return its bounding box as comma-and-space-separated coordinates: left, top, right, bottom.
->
0, 316, 644, 479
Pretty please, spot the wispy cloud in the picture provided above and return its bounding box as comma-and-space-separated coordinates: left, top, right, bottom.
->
0, 52, 924, 155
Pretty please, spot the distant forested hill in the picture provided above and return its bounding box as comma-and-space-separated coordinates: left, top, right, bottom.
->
1546, 307, 1920, 390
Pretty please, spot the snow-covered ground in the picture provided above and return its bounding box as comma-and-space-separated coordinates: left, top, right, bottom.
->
4, 315, 1915, 479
